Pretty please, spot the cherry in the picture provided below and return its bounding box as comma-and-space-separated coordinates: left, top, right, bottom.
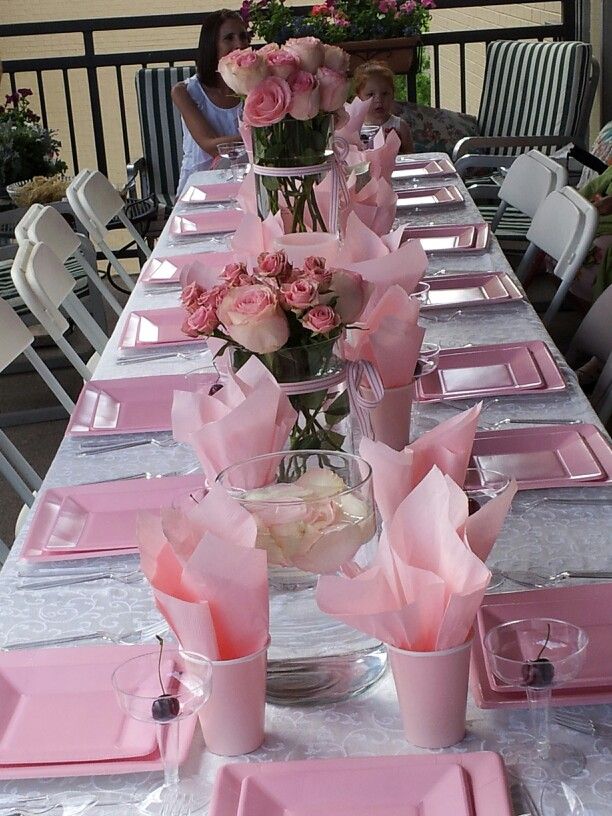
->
152, 693, 180, 722
521, 657, 555, 687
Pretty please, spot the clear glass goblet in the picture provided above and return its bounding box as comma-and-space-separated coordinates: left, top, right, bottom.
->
112, 648, 212, 814
408, 281, 431, 306
217, 141, 248, 182
410, 341, 440, 438
463, 467, 511, 591
484, 618, 588, 779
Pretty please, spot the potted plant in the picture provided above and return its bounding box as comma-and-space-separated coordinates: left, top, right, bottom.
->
241, 0, 435, 74
0, 88, 67, 195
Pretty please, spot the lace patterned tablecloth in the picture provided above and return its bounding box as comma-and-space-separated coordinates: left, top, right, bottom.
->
1, 158, 612, 811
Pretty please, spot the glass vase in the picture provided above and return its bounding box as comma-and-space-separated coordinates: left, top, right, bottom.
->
251, 113, 333, 232
229, 338, 351, 454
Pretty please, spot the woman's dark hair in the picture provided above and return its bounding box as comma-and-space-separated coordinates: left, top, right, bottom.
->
196, 9, 245, 85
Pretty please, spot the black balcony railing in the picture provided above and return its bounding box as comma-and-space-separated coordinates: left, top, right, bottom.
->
1, 0, 577, 179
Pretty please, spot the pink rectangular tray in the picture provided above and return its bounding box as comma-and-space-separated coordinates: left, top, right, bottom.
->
20, 473, 205, 561
169, 208, 243, 237
178, 181, 241, 205
210, 752, 512, 816
423, 272, 523, 309
67, 373, 216, 436
395, 185, 464, 208
0, 644, 196, 778
139, 251, 236, 286
402, 223, 490, 253
120, 307, 206, 349
392, 157, 457, 178
470, 423, 612, 490
472, 584, 612, 709
415, 340, 565, 402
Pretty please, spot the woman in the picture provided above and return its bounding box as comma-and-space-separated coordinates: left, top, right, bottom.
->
172, 9, 249, 195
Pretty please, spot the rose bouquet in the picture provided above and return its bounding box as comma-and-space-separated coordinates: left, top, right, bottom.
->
219, 37, 350, 232
181, 249, 364, 452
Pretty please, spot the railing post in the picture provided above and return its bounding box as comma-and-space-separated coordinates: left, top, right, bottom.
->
83, 29, 108, 175
561, 0, 578, 41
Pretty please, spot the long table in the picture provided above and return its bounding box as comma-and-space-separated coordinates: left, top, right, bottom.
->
1, 155, 611, 809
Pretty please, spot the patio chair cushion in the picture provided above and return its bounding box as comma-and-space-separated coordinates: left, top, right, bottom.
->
394, 101, 480, 155
478, 40, 592, 154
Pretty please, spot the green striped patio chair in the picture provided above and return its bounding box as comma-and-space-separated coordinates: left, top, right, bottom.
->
133, 66, 196, 223
453, 40, 598, 251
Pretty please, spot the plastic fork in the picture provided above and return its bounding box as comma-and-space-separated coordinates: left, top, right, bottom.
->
501, 569, 612, 588
17, 569, 144, 591
420, 310, 462, 323
437, 397, 501, 412
116, 349, 208, 366
78, 437, 180, 456
552, 709, 612, 738
486, 418, 582, 430
84, 464, 202, 484
2, 621, 168, 650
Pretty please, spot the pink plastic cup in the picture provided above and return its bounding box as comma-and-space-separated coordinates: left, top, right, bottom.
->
362, 382, 414, 450
198, 638, 269, 756
388, 635, 473, 749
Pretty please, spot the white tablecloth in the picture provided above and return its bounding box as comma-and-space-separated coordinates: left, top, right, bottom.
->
1, 157, 612, 809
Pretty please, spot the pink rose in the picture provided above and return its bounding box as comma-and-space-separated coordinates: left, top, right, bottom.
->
181, 281, 205, 314
316, 66, 348, 112
301, 304, 340, 335
256, 250, 292, 279
218, 284, 290, 353
329, 268, 365, 322
186, 304, 219, 335
303, 256, 332, 288
218, 48, 269, 96
288, 70, 320, 121
197, 284, 228, 311
259, 43, 279, 58
265, 47, 301, 80
284, 37, 325, 74
243, 76, 292, 126
322, 44, 349, 75
222, 261, 249, 286
280, 277, 319, 311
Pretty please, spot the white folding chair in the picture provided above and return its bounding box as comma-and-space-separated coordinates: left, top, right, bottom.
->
67, 170, 148, 291
27, 205, 123, 316
11, 243, 93, 381
566, 285, 612, 425
490, 150, 569, 231
516, 186, 599, 326
0, 296, 75, 509
13, 203, 45, 243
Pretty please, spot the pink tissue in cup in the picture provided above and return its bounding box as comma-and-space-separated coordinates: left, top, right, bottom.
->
273, 232, 339, 267
388, 634, 473, 749
199, 637, 269, 756
363, 381, 414, 451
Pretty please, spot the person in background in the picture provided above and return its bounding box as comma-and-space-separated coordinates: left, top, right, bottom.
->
354, 61, 414, 154
172, 9, 249, 195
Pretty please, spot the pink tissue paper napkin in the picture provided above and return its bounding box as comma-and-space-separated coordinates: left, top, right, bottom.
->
137, 484, 268, 660
171, 356, 297, 487
317, 466, 508, 651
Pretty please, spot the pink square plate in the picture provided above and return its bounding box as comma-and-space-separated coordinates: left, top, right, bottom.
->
120, 307, 205, 349
402, 223, 490, 253
423, 272, 523, 309
392, 157, 457, 177
139, 251, 236, 286
20, 473, 205, 561
178, 181, 241, 205
67, 373, 216, 436
470, 423, 612, 490
210, 753, 513, 816
169, 209, 243, 237
0, 645, 195, 778
395, 185, 464, 208
415, 341, 565, 401
472, 584, 612, 709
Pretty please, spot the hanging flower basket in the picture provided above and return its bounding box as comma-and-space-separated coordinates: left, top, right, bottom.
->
341, 35, 421, 76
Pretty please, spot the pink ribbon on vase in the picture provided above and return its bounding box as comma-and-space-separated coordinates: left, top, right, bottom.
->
272, 359, 384, 441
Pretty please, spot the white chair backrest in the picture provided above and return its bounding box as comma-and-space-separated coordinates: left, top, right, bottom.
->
567, 284, 612, 368
76, 170, 124, 235
66, 170, 96, 235
499, 150, 568, 217
14, 203, 45, 244
0, 295, 35, 373
11, 242, 69, 334
27, 205, 80, 261
524, 186, 599, 325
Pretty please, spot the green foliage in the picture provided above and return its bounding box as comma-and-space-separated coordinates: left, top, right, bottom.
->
0, 89, 67, 187
244, 0, 434, 46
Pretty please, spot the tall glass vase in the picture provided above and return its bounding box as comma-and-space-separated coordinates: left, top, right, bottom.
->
251, 113, 333, 233
230, 338, 351, 454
